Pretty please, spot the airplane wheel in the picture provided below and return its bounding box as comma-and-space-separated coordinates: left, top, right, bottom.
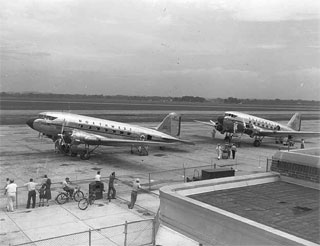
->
80, 152, 90, 160
253, 140, 261, 147
70, 152, 77, 157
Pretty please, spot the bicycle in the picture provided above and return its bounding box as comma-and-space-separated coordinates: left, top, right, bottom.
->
78, 193, 96, 210
55, 186, 84, 204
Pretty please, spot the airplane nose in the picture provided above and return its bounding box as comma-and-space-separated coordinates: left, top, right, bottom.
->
217, 116, 224, 124
26, 118, 36, 129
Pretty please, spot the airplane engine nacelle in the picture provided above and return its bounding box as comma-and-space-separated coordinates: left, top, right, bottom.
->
71, 131, 99, 144
223, 118, 245, 133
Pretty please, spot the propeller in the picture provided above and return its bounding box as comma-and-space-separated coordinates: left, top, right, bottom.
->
210, 120, 217, 137
57, 119, 66, 144
55, 119, 71, 154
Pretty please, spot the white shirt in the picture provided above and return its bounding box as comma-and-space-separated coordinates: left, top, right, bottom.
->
132, 182, 141, 192
6, 183, 17, 194
95, 174, 101, 181
24, 182, 37, 191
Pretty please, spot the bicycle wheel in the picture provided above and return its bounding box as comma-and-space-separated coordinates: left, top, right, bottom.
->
78, 198, 89, 210
74, 190, 84, 202
56, 193, 68, 204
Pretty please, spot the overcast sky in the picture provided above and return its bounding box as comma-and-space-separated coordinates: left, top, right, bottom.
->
1, 0, 319, 100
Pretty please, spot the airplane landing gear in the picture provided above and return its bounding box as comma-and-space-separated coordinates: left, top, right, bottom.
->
253, 137, 264, 147
253, 139, 261, 147
224, 133, 233, 143
131, 145, 149, 156
80, 151, 90, 160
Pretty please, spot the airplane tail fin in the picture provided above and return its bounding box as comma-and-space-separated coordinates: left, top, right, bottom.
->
156, 112, 181, 137
287, 113, 301, 131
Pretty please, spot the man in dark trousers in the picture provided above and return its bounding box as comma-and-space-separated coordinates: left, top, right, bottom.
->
128, 178, 141, 209
107, 172, 116, 200
24, 178, 38, 209
231, 144, 237, 159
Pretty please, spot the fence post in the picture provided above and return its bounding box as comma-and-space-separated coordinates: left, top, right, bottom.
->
89, 229, 91, 246
148, 173, 151, 191
152, 218, 156, 246
183, 163, 186, 183
16, 188, 18, 209
124, 220, 128, 246
258, 156, 261, 169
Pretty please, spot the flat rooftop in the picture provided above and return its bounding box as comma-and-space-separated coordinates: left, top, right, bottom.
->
189, 181, 320, 244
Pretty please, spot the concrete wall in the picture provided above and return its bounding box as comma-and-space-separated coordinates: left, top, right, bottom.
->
159, 173, 318, 246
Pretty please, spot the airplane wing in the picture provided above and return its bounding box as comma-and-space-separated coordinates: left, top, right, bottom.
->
70, 129, 189, 146
194, 120, 216, 127
249, 128, 320, 138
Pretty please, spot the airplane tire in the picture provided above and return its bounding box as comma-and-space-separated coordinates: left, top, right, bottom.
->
253, 140, 261, 147
80, 152, 90, 160
70, 152, 77, 157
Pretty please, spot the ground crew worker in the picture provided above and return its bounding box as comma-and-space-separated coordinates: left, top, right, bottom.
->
231, 144, 237, 159
216, 144, 222, 160
107, 172, 116, 200
301, 139, 305, 149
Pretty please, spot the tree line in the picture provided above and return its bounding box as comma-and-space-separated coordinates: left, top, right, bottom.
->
0, 92, 319, 105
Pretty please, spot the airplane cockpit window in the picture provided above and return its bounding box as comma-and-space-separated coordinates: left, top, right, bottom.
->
39, 114, 57, 120
47, 116, 57, 120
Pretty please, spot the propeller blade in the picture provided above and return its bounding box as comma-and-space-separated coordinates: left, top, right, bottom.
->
61, 119, 66, 134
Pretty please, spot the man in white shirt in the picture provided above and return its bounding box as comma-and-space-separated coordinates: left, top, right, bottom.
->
95, 171, 101, 181
24, 178, 38, 209
128, 178, 141, 209
62, 177, 74, 197
6, 180, 17, 212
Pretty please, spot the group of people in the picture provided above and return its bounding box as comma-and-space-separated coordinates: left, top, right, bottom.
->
93, 171, 141, 209
4, 170, 142, 212
92, 171, 117, 201
24, 175, 52, 209
4, 175, 51, 212
216, 143, 237, 160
